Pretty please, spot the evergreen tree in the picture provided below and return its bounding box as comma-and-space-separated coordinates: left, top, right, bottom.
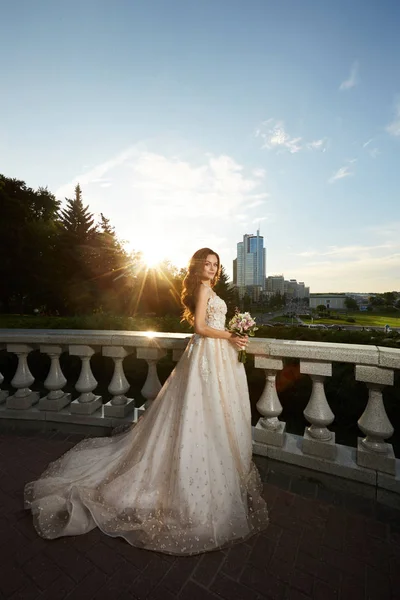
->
56, 184, 99, 313
59, 184, 96, 239
90, 213, 131, 314
214, 265, 236, 317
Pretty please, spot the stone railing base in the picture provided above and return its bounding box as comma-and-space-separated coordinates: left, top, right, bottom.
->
0, 404, 145, 433
252, 430, 400, 500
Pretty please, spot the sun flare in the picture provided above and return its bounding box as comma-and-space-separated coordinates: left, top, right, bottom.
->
140, 249, 165, 269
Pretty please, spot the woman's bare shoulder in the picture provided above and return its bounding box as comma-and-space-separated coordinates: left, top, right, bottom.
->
198, 283, 212, 297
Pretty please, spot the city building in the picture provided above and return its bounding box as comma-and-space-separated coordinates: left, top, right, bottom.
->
280, 279, 310, 300
309, 293, 346, 310
232, 258, 237, 285
266, 275, 285, 295
235, 230, 266, 299
284, 279, 299, 298
233, 232, 310, 302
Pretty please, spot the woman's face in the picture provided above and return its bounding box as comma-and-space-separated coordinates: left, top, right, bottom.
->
201, 254, 219, 283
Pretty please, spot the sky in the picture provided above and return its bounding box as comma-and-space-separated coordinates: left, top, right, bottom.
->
1, 0, 400, 293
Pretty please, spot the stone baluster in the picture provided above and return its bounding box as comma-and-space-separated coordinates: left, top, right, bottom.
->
6, 344, 39, 409
356, 365, 395, 475
69, 345, 102, 415
102, 346, 135, 418
0, 344, 8, 404
0, 367, 9, 404
172, 348, 185, 363
136, 347, 167, 408
253, 357, 286, 447
39, 345, 71, 411
301, 360, 336, 460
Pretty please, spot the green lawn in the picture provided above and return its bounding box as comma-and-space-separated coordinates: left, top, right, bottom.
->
302, 312, 400, 327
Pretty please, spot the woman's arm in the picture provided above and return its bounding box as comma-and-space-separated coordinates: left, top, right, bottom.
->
193, 286, 247, 349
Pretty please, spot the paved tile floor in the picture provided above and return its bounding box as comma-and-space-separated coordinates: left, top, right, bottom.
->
0, 431, 399, 600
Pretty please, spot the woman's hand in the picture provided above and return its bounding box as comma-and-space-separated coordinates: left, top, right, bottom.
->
229, 334, 248, 350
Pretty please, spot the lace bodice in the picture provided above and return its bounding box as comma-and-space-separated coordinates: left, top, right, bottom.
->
205, 290, 227, 331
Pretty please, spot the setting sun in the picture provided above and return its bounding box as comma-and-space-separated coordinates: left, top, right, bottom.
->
140, 249, 165, 270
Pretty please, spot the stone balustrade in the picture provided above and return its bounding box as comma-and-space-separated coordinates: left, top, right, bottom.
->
0, 329, 399, 497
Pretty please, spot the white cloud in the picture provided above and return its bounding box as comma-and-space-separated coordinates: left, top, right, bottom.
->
252, 168, 266, 178
56, 147, 138, 199
339, 60, 359, 91
296, 250, 318, 258
306, 138, 328, 152
55, 145, 272, 270
129, 153, 269, 218
247, 199, 267, 209
361, 139, 380, 158
328, 165, 353, 184
369, 147, 380, 158
386, 100, 400, 136
256, 120, 328, 154
256, 119, 302, 153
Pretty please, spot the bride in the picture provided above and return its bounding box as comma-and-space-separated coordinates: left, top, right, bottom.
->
25, 248, 269, 555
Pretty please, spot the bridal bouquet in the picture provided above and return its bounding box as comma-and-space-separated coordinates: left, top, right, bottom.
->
228, 309, 258, 364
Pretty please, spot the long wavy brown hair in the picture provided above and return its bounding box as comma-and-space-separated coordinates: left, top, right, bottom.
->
181, 248, 221, 325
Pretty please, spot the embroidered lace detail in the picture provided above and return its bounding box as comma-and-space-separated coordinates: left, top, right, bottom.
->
221, 344, 228, 362
205, 291, 227, 331
200, 355, 210, 382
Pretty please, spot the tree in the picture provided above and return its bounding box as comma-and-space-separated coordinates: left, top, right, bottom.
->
88, 213, 132, 314
127, 259, 184, 317
59, 184, 96, 239
344, 297, 359, 311
56, 184, 100, 313
268, 292, 284, 310
0, 175, 60, 313
242, 294, 252, 311
382, 292, 396, 307
214, 265, 236, 317
368, 295, 384, 308
316, 304, 327, 313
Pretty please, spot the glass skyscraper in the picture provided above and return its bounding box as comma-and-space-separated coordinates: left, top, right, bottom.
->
235, 230, 266, 294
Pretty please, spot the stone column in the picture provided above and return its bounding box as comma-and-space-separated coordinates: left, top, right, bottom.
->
136, 347, 167, 408
356, 365, 395, 475
102, 346, 135, 418
301, 360, 336, 460
0, 344, 8, 404
6, 344, 39, 409
253, 356, 286, 447
0, 369, 9, 404
39, 345, 71, 411
172, 348, 185, 363
69, 345, 102, 415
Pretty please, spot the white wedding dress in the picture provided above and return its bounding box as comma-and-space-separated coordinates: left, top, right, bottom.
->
25, 288, 269, 555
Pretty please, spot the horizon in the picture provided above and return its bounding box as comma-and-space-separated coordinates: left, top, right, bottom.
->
1, 0, 399, 293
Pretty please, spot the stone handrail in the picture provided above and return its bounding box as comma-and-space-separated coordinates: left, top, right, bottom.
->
1, 329, 399, 496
